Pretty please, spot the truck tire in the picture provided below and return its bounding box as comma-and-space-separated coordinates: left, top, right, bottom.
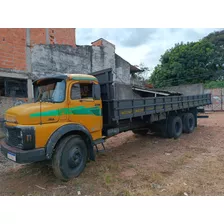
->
167, 116, 183, 139
52, 135, 87, 181
183, 113, 195, 133
132, 129, 149, 135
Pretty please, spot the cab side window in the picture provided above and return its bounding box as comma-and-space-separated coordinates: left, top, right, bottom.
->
71, 83, 93, 100
71, 84, 81, 100
80, 83, 92, 99
93, 84, 101, 100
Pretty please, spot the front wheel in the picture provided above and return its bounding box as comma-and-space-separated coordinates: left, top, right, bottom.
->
52, 135, 87, 181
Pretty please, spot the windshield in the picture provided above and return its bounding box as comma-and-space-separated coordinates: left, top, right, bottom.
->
34, 78, 66, 103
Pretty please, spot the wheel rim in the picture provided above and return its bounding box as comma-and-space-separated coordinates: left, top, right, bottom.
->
67, 147, 83, 169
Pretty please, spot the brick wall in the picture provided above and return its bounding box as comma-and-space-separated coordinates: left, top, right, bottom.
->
92, 39, 103, 46
0, 28, 26, 70
49, 28, 76, 46
30, 28, 46, 45
0, 28, 76, 72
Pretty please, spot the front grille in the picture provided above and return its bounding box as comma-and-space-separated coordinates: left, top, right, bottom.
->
5, 127, 22, 148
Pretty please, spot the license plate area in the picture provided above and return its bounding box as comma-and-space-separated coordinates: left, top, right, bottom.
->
7, 152, 16, 161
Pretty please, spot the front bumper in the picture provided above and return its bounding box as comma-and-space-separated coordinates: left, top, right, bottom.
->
0, 139, 46, 164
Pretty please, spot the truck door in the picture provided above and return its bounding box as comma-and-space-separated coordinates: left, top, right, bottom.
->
68, 81, 102, 140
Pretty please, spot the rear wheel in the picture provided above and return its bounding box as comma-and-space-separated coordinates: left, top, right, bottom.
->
132, 129, 149, 136
167, 116, 183, 139
183, 113, 195, 133
52, 135, 87, 181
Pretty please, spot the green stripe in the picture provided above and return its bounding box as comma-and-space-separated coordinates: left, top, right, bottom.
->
30, 106, 101, 118
70, 106, 101, 116
30, 109, 59, 118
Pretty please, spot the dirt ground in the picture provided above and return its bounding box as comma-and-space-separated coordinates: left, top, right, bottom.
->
0, 112, 224, 196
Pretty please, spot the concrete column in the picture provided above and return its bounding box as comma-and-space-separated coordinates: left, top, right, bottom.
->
26, 29, 32, 73
74, 28, 76, 46
46, 28, 50, 44
26, 29, 33, 103
27, 78, 33, 102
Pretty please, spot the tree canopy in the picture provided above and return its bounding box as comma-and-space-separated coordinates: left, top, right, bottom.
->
132, 63, 151, 81
203, 30, 224, 47
150, 30, 224, 88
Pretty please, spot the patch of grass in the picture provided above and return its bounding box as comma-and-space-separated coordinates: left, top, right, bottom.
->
107, 163, 120, 171
150, 171, 164, 183
184, 151, 194, 159
26, 191, 43, 196
104, 173, 112, 185
140, 190, 156, 196
172, 152, 194, 168
126, 164, 136, 169
97, 153, 107, 158
116, 190, 132, 196
175, 191, 187, 196
170, 185, 195, 196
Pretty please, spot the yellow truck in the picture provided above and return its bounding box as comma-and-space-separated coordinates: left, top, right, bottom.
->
0, 69, 211, 181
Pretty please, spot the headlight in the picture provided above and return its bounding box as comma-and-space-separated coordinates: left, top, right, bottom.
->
5, 115, 17, 123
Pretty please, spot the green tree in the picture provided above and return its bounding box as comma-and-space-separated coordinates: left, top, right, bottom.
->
204, 30, 224, 47
150, 30, 224, 88
132, 63, 151, 81
203, 29, 224, 79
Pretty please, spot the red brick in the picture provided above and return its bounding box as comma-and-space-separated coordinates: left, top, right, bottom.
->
30, 28, 46, 46
48, 28, 76, 46
92, 39, 103, 46
0, 28, 26, 70
0, 62, 14, 67
0, 51, 13, 56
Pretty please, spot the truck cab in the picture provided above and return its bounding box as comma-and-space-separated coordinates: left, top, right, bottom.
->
1, 74, 103, 181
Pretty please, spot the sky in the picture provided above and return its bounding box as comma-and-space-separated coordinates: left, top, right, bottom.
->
76, 28, 223, 73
